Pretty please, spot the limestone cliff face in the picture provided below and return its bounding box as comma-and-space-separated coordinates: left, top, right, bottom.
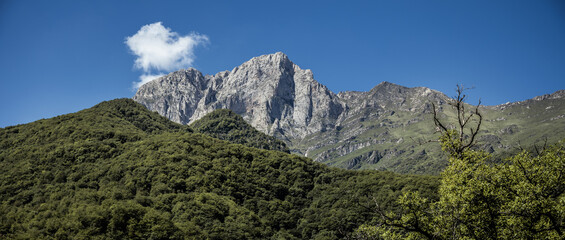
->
133, 52, 344, 140
134, 52, 565, 174
133, 68, 208, 125
133, 52, 453, 173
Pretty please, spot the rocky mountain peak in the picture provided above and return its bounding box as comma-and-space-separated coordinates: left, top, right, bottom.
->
232, 52, 293, 74
375, 81, 396, 87
134, 52, 343, 139
257, 51, 290, 63
369, 81, 407, 94
133, 52, 451, 147
133, 52, 565, 174
533, 90, 565, 101
494, 89, 565, 110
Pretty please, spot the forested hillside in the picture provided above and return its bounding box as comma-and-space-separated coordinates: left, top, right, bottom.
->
0, 99, 438, 239
191, 109, 290, 153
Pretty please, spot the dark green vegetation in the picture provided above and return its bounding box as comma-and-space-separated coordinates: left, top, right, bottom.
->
356, 89, 565, 239
357, 135, 565, 239
0, 99, 438, 239
190, 109, 289, 153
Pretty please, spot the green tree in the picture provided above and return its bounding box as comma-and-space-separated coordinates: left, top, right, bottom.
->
0, 98, 440, 239
357, 86, 565, 239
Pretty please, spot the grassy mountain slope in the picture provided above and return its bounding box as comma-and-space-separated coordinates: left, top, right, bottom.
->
0, 99, 438, 239
480, 94, 565, 154
190, 109, 290, 153
293, 89, 565, 174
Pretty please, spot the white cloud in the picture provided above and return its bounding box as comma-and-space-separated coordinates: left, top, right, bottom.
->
133, 73, 166, 89
126, 22, 208, 88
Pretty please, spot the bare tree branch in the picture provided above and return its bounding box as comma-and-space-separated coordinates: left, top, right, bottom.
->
432, 84, 482, 156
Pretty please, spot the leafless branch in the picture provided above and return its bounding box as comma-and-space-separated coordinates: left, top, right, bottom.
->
432, 84, 483, 156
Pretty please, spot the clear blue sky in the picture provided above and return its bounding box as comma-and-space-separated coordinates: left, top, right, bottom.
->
1, 0, 564, 127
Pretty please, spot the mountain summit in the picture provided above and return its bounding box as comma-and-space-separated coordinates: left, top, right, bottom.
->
134, 52, 344, 140
134, 53, 565, 174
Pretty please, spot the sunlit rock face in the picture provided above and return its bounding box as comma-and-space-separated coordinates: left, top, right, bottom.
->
134, 52, 344, 140
137, 52, 565, 174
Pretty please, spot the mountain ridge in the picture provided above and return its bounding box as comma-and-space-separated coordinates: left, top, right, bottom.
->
134, 52, 565, 174
134, 52, 344, 141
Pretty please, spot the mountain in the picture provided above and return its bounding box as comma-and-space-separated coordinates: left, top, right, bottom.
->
0, 99, 438, 239
190, 109, 290, 153
133, 52, 343, 141
133, 52, 565, 174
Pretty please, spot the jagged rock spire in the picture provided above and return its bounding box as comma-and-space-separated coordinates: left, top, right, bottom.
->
133, 52, 344, 139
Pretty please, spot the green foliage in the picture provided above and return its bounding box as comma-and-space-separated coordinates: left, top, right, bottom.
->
355, 88, 565, 239
0, 99, 438, 239
357, 132, 565, 239
191, 109, 290, 153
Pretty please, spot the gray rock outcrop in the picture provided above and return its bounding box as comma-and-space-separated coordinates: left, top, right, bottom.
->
133, 52, 452, 173
133, 52, 565, 174
134, 52, 344, 140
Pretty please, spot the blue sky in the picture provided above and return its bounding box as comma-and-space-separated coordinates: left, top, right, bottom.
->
1, 0, 564, 127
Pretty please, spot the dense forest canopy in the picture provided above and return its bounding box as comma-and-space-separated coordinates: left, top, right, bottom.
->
0, 99, 438, 239
190, 109, 290, 153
